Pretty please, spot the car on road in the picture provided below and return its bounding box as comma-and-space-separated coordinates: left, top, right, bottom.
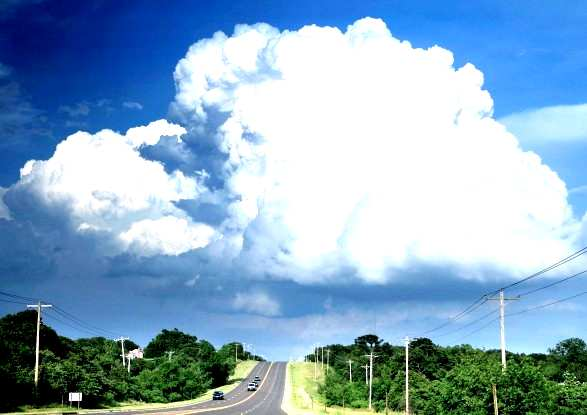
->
247, 382, 257, 391
254, 375, 261, 383
212, 391, 224, 400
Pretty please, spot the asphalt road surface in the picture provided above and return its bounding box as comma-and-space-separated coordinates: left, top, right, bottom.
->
97, 361, 287, 415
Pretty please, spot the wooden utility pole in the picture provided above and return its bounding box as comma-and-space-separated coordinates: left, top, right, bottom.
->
326, 349, 330, 375
488, 290, 519, 371
405, 336, 410, 415
115, 337, 129, 366
363, 350, 377, 410
314, 347, 318, 381
368, 350, 374, 410
492, 384, 499, 415
348, 360, 353, 382
362, 364, 369, 385
26, 301, 52, 387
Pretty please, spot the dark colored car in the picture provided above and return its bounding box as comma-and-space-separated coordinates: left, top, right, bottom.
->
212, 391, 224, 400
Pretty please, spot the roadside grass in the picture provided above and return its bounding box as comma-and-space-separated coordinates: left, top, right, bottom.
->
282, 362, 402, 415
7, 360, 259, 414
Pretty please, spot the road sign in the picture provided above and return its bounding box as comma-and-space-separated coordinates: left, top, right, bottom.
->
69, 392, 82, 402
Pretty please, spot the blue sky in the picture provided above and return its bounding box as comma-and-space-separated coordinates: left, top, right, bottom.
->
1, 0, 587, 360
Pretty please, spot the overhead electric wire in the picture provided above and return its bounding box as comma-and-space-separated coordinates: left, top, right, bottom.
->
516, 268, 587, 298
418, 295, 488, 336
498, 245, 587, 293
418, 245, 587, 338
507, 290, 587, 318
51, 306, 122, 338
455, 316, 500, 341
43, 311, 110, 338
431, 308, 498, 339
0, 289, 38, 302
0, 298, 29, 305
0, 288, 123, 338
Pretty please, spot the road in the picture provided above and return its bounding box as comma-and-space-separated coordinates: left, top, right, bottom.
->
98, 361, 287, 415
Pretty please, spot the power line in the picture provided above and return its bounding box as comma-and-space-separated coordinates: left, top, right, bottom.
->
43, 312, 109, 338
516, 268, 587, 298
0, 298, 29, 305
51, 305, 122, 337
0, 289, 38, 302
454, 290, 587, 342
431, 308, 498, 339
419, 296, 488, 336
419, 245, 587, 337
0, 289, 123, 338
498, 245, 587, 292
507, 291, 587, 318
455, 316, 500, 341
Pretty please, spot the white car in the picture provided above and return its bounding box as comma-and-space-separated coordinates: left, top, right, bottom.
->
247, 382, 257, 391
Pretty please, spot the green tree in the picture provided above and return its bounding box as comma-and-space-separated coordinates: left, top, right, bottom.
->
144, 329, 198, 358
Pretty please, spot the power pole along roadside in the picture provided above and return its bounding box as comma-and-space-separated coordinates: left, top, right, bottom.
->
26, 301, 52, 387
488, 289, 519, 371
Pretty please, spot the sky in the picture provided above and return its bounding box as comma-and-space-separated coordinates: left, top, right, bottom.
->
1, 0, 587, 361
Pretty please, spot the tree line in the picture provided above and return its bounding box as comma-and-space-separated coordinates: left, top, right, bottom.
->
0, 310, 261, 411
311, 334, 587, 414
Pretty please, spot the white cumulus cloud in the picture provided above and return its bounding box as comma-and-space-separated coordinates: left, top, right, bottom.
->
500, 103, 587, 143
123, 101, 144, 110
172, 18, 581, 283
0, 187, 10, 220
10, 119, 215, 256
120, 216, 215, 256
233, 290, 281, 316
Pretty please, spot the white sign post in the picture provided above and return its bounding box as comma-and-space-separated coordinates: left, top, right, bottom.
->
68, 392, 82, 409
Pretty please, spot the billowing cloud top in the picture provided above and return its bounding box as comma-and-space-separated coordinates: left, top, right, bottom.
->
8, 119, 216, 257
2, 18, 584, 287
171, 18, 580, 282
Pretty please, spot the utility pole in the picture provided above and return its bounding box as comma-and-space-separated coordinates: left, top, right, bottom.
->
314, 346, 318, 381
115, 337, 129, 366
365, 349, 375, 410
488, 290, 519, 371
26, 301, 52, 388
127, 354, 131, 373
321, 347, 324, 372
362, 364, 369, 385
404, 337, 410, 415
348, 360, 353, 382
326, 349, 330, 375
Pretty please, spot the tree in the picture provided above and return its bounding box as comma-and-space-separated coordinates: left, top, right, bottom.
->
549, 338, 587, 382
354, 334, 382, 350
144, 329, 198, 358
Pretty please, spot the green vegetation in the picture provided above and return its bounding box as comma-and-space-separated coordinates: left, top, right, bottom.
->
284, 361, 401, 415
311, 335, 587, 414
0, 310, 262, 412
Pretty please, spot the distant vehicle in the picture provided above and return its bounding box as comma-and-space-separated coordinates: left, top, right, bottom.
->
254, 375, 261, 382
247, 382, 257, 391
212, 391, 224, 400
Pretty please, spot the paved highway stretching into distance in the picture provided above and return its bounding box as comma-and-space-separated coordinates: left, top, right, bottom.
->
96, 362, 287, 415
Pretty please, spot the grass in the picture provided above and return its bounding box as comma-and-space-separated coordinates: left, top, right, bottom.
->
7, 360, 259, 415
282, 362, 402, 415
